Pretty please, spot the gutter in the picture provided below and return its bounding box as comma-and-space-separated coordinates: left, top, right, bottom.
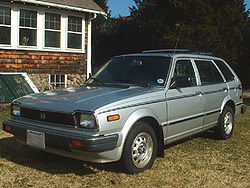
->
12, 0, 107, 15
86, 13, 97, 78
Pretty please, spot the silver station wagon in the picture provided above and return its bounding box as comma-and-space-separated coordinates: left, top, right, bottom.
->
3, 49, 247, 174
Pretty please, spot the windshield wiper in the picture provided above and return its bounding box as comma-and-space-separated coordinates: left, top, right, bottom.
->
90, 77, 104, 84
114, 80, 152, 88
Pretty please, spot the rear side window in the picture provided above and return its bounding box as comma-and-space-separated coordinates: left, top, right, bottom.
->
195, 60, 224, 85
213, 60, 235, 82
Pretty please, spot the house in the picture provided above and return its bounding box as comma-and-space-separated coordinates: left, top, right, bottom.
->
0, 0, 105, 92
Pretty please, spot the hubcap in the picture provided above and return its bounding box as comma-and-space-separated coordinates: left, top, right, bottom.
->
131, 132, 153, 168
224, 112, 233, 135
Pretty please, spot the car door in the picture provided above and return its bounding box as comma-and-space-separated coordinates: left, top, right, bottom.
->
194, 59, 228, 127
166, 59, 205, 142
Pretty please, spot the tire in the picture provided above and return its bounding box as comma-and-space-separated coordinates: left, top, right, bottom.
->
215, 106, 234, 140
121, 122, 157, 174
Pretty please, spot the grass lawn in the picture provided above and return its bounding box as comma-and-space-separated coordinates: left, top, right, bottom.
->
0, 103, 249, 187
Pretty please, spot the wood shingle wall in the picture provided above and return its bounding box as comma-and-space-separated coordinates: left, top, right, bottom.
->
0, 50, 87, 74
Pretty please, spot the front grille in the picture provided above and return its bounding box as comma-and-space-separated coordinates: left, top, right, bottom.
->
21, 108, 75, 126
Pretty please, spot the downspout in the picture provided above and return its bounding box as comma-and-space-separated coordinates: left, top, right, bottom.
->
87, 13, 97, 78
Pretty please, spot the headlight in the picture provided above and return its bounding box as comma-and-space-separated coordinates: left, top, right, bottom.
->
77, 113, 97, 129
11, 104, 20, 117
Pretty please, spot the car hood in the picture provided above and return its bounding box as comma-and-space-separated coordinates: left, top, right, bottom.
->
16, 85, 161, 113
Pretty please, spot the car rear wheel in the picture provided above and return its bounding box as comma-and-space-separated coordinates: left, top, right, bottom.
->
215, 106, 234, 139
121, 122, 157, 174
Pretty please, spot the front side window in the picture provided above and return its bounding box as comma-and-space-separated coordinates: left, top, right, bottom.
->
89, 56, 171, 87
19, 9, 37, 46
45, 13, 61, 48
0, 6, 11, 45
173, 59, 197, 87
67, 16, 82, 49
50, 74, 66, 89
195, 60, 224, 85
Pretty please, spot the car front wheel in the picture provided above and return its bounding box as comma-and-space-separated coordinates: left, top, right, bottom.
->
121, 122, 157, 174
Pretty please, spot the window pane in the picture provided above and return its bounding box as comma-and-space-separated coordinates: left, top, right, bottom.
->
5, 15, 11, 25
20, 9, 37, 28
195, 60, 224, 85
45, 31, 60, 48
68, 33, 82, 49
0, 26, 10, 44
56, 75, 60, 82
0, 6, 11, 25
19, 28, 37, 46
50, 74, 66, 89
68, 16, 82, 32
214, 60, 235, 82
45, 13, 60, 30
61, 75, 65, 82
50, 75, 55, 82
174, 60, 196, 87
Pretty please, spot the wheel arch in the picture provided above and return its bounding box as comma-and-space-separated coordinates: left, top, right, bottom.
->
136, 117, 164, 157
221, 98, 235, 115
121, 108, 164, 158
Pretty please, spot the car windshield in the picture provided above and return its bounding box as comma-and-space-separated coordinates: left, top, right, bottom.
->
87, 56, 171, 87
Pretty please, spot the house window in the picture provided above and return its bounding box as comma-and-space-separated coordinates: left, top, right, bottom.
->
50, 74, 66, 89
45, 13, 61, 48
0, 6, 11, 45
67, 16, 82, 49
19, 9, 37, 46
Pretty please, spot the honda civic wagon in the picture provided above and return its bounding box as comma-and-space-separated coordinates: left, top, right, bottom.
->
3, 49, 247, 174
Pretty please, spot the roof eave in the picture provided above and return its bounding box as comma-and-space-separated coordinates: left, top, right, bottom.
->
12, 0, 107, 15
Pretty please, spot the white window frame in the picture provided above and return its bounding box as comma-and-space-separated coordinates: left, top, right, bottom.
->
0, 5, 11, 46
67, 15, 84, 50
49, 74, 67, 89
18, 8, 38, 48
0, 3, 86, 53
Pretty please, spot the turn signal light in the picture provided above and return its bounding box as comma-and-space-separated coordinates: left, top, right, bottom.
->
71, 140, 84, 148
5, 125, 11, 132
107, 114, 120, 122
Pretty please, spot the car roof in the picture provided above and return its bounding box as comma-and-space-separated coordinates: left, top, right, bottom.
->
116, 49, 223, 61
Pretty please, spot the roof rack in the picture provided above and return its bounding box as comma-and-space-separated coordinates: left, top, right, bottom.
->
191, 52, 213, 55
142, 49, 189, 53
142, 49, 213, 56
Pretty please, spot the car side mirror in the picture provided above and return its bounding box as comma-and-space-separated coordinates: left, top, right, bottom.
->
170, 76, 192, 89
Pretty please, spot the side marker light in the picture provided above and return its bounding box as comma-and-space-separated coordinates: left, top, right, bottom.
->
107, 114, 120, 122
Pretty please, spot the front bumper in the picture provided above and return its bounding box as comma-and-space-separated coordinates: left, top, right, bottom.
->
3, 118, 118, 153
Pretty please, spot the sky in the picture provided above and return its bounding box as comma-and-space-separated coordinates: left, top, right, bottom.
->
107, 0, 135, 17
108, 0, 250, 17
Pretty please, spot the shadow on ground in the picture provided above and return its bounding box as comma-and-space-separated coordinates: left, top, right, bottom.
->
0, 136, 124, 175
164, 129, 218, 149
0, 130, 218, 175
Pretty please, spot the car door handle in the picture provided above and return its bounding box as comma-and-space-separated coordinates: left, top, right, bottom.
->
195, 91, 202, 95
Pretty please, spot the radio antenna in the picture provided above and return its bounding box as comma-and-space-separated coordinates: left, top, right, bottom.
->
174, 24, 184, 54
